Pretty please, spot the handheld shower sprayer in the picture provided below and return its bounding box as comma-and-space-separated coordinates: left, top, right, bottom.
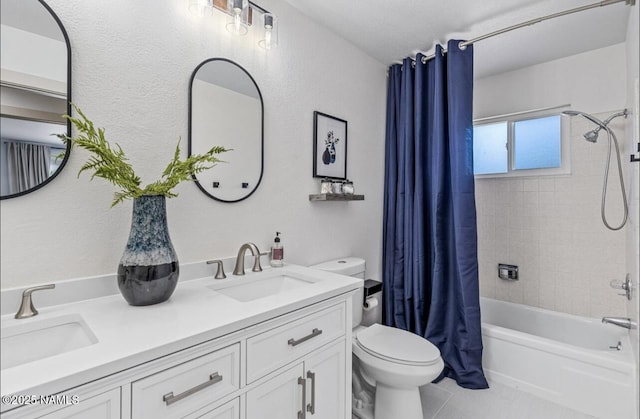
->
562, 109, 629, 231
561, 110, 628, 143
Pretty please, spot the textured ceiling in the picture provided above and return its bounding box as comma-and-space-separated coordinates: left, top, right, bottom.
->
282, 0, 633, 78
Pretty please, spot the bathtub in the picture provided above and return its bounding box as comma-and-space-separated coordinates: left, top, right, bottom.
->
480, 297, 637, 419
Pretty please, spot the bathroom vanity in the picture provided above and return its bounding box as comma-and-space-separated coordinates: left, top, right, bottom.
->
0, 265, 361, 419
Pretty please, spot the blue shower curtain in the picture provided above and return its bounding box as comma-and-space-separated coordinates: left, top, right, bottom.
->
382, 40, 488, 389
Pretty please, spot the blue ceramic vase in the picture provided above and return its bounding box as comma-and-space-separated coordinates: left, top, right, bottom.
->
117, 195, 179, 306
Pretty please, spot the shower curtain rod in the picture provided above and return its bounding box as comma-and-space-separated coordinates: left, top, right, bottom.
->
415, 0, 635, 64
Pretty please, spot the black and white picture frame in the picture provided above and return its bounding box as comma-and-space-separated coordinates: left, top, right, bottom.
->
313, 111, 347, 180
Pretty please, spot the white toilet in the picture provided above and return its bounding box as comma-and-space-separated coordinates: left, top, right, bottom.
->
310, 257, 444, 419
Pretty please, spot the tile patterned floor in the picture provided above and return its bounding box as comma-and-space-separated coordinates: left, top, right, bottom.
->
419, 378, 598, 419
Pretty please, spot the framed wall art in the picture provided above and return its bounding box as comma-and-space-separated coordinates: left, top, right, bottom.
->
313, 111, 347, 180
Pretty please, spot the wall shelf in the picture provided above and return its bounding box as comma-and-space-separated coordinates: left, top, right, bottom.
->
309, 193, 364, 201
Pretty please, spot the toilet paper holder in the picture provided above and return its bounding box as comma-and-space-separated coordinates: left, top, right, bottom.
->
363, 279, 382, 304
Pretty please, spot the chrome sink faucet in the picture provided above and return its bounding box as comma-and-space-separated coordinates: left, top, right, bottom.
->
233, 243, 263, 275
15, 284, 55, 319
602, 317, 638, 330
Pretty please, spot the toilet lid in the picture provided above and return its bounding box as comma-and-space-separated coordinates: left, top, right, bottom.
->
355, 324, 441, 366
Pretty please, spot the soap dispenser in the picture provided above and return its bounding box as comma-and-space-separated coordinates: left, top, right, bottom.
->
270, 232, 284, 267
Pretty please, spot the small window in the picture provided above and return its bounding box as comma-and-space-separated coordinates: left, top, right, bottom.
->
473, 112, 569, 177
473, 122, 508, 175
513, 116, 561, 170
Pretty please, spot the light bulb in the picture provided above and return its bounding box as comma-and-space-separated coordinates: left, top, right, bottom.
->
264, 28, 272, 50
234, 12, 241, 33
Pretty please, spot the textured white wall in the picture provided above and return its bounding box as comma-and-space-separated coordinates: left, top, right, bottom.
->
474, 44, 630, 319
0, 0, 387, 289
474, 43, 627, 119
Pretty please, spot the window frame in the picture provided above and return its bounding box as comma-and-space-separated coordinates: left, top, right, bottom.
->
473, 109, 571, 179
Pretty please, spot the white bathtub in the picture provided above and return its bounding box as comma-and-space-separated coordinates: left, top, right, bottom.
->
480, 297, 637, 419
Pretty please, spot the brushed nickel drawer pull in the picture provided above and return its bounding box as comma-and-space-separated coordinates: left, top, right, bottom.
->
297, 376, 307, 419
288, 328, 323, 347
306, 370, 316, 414
162, 372, 223, 406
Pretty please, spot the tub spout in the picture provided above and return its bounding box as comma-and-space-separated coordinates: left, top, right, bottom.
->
601, 317, 638, 330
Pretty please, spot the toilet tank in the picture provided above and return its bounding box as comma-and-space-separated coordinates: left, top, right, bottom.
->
309, 257, 365, 328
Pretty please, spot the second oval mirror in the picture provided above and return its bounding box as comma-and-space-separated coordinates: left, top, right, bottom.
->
0, 0, 71, 200
189, 58, 263, 203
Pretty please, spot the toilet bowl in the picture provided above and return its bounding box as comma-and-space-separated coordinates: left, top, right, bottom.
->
310, 258, 444, 419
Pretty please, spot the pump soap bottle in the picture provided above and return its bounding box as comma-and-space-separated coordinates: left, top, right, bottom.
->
270, 232, 284, 267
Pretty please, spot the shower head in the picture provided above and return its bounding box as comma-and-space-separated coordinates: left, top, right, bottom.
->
583, 129, 599, 143
562, 109, 627, 144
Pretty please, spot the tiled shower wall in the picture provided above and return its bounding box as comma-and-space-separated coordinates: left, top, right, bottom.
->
475, 112, 628, 318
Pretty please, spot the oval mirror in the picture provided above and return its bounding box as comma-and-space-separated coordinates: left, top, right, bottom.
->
0, 0, 71, 200
189, 58, 263, 203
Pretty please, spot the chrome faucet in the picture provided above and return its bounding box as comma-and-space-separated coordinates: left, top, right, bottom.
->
602, 317, 638, 330
233, 243, 263, 275
15, 284, 55, 319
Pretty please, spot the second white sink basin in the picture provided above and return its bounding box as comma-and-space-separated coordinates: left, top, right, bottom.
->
1, 314, 98, 370
208, 273, 315, 302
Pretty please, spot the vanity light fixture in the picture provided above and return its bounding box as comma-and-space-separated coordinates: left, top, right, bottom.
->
189, 0, 213, 16
258, 13, 278, 50
226, 0, 249, 36
189, 0, 277, 47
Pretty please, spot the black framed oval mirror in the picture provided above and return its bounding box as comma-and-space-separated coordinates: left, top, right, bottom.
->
0, 0, 72, 200
188, 58, 263, 203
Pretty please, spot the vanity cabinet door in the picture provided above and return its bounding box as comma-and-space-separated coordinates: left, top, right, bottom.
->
304, 340, 346, 419
36, 388, 120, 419
246, 363, 306, 419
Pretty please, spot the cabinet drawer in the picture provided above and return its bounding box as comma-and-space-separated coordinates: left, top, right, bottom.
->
132, 343, 240, 419
36, 388, 120, 419
246, 303, 346, 383
194, 397, 239, 419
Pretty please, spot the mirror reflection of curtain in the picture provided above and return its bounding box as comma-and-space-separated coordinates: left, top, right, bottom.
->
6, 141, 51, 194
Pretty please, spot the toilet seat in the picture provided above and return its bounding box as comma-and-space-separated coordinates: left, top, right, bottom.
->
352, 324, 444, 390
355, 324, 441, 366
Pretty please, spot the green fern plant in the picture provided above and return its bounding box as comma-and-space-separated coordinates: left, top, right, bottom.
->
60, 104, 228, 207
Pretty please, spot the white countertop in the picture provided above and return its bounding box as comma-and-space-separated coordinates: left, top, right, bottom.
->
0, 264, 362, 403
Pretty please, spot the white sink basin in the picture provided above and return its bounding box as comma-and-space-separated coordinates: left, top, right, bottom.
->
208, 273, 315, 302
1, 314, 98, 370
